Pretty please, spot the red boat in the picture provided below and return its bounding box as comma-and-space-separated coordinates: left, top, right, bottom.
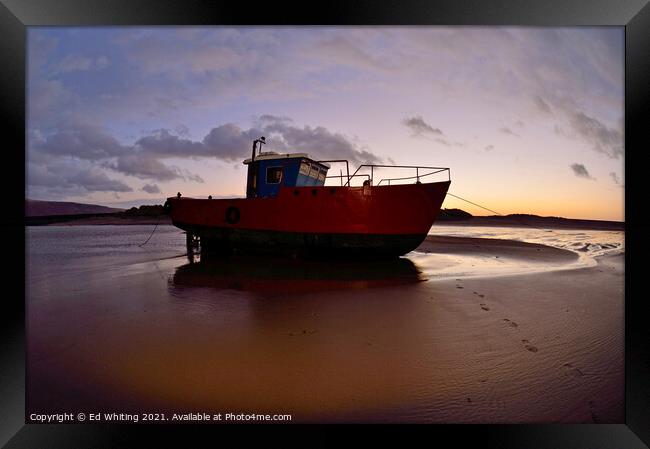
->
165, 137, 451, 258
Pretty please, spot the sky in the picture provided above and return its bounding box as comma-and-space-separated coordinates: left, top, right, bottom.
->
27, 27, 624, 221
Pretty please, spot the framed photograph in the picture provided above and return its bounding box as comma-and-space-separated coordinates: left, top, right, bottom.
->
4, 0, 649, 447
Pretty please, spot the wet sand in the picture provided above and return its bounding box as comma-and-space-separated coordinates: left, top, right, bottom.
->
26, 233, 624, 423
420, 235, 581, 262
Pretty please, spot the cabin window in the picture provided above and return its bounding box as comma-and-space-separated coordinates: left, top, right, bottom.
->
266, 166, 283, 184
299, 161, 311, 176
318, 167, 327, 182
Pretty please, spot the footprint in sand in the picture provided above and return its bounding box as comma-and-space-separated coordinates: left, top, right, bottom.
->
502, 318, 518, 328
480, 303, 490, 311
289, 330, 316, 336
521, 339, 538, 352
588, 401, 601, 423
563, 363, 584, 377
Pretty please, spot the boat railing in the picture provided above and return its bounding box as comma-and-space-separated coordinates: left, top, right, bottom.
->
326, 173, 371, 186
317, 159, 450, 187
344, 164, 450, 187
375, 167, 450, 186
317, 160, 350, 180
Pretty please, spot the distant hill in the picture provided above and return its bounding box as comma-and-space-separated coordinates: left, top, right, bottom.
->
437, 208, 473, 221
122, 204, 165, 216
436, 208, 622, 230
25, 199, 124, 217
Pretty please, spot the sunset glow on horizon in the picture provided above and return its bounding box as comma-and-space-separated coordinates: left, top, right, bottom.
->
27, 27, 624, 221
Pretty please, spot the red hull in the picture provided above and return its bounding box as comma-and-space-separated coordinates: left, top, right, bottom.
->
167, 181, 450, 257
168, 181, 450, 235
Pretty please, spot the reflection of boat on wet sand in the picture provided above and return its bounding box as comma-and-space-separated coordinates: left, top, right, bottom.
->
170, 255, 425, 295
165, 137, 451, 258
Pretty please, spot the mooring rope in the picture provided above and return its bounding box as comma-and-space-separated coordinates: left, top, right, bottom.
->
446, 191, 554, 232
447, 192, 503, 216
138, 215, 162, 247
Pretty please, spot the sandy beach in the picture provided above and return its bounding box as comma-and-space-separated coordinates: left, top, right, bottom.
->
25, 226, 624, 423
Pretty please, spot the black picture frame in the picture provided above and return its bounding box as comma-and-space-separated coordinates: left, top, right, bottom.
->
3, 0, 649, 447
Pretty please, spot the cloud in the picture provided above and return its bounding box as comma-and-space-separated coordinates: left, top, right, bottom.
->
567, 111, 623, 159
261, 119, 382, 164
27, 161, 132, 196
609, 172, 623, 187
184, 172, 205, 183
402, 116, 443, 138
257, 114, 293, 125
136, 119, 380, 164
400, 117, 464, 147
570, 163, 594, 180
533, 95, 552, 115
309, 36, 395, 72
28, 116, 380, 195
531, 92, 623, 159
136, 117, 379, 164
499, 127, 520, 137
51, 54, 110, 75
68, 168, 133, 192
201, 124, 261, 161
141, 183, 161, 194
29, 79, 72, 122
31, 124, 206, 183
484, 145, 494, 151
137, 129, 208, 158
33, 124, 130, 160
108, 153, 183, 181
175, 124, 190, 137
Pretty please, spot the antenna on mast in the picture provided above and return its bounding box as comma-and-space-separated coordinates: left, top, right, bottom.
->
251, 136, 266, 162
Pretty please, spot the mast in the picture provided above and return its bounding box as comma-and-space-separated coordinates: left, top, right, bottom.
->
251, 136, 266, 162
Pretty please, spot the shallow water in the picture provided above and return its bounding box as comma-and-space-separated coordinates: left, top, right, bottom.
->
429, 225, 624, 258
415, 225, 625, 279
26, 225, 624, 423
27, 225, 624, 283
